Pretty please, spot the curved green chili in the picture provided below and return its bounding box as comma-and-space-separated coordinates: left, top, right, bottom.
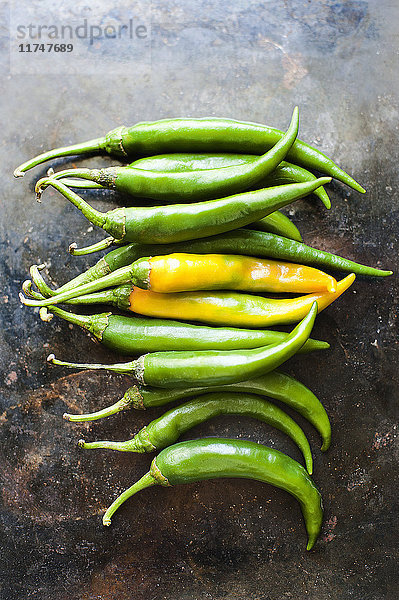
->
14, 113, 364, 194
47, 303, 317, 388
32, 177, 329, 246
78, 392, 313, 473
68, 210, 302, 257
64, 370, 331, 451
55, 155, 330, 209
66, 209, 302, 257
101, 437, 323, 549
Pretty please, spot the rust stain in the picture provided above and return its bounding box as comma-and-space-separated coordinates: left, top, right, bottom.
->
372, 427, 397, 450
5, 370, 18, 386
0, 370, 129, 524
256, 36, 308, 89
322, 515, 338, 543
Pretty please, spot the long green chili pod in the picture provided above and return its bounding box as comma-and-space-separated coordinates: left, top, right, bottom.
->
64, 370, 331, 451
78, 392, 313, 473
47, 302, 317, 388
53, 155, 330, 209
32, 176, 331, 246
14, 114, 364, 194
34, 302, 329, 355
101, 437, 323, 550
66, 209, 302, 257
39, 108, 300, 202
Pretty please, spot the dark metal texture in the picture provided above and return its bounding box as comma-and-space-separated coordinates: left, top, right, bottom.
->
1, 1, 398, 599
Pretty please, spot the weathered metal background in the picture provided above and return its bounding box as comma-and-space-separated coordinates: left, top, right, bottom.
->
1, 1, 398, 599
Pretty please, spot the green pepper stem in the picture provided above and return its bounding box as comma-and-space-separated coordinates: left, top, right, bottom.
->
22, 278, 44, 301
30, 264, 55, 297
38, 304, 92, 328
48, 168, 99, 182
47, 353, 138, 375
30, 264, 116, 306
63, 397, 133, 422
34, 178, 106, 228
69, 237, 117, 255
13, 137, 106, 177
58, 177, 104, 189
20, 263, 133, 307
103, 472, 157, 526
78, 437, 140, 452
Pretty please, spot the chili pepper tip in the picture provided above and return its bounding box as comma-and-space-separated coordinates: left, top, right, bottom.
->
47, 353, 56, 363
68, 243, 77, 254
47, 167, 55, 176
63, 413, 71, 421
77, 439, 85, 448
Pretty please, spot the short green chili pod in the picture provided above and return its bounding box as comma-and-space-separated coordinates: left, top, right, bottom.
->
32, 177, 331, 246
39, 108, 300, 202
64, 370, 331, 452
79, 392, 313, 473
101, 438, 323, 550
47, 303, 317, 388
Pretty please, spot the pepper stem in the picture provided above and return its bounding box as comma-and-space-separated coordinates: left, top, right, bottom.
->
34, 178, 106, 229
30, 264, 55, 297
63, 390, 138, 422
69, 237, 117, 255
59, 178, 104, 190
78, 437, 140, 452
38, 304, 94, 328
47, 168, 99, 182
20, 263, 133, 307
47, 354, 138, 375
13, 136, 106, 177
103, 472, 157, 526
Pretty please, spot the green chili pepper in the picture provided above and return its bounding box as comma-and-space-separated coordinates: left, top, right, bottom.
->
47, 302, 317, 388
14, 113, 364, 194
78, 392, 313, 473
67, 209, 302, 257
36, 108, 299, 203
32, 177, 329, 247
246, 210, 302, 241
100, 437, 323, 550
64, 370, 331, 452
32, 302, 329, 355
54, 155, 330, 209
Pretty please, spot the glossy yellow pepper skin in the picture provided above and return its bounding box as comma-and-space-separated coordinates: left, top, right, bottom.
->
147, 253, 337, 294
129, 273, 355, 327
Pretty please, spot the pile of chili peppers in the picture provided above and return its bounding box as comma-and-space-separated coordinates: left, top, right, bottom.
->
17, 107, 392, 550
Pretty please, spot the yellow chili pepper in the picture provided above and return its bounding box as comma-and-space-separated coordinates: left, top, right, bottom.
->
128, 273, 355, 327
147, 253, 337, 294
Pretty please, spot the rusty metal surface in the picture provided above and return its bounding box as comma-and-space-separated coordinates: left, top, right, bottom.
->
1, 1, 398, 599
